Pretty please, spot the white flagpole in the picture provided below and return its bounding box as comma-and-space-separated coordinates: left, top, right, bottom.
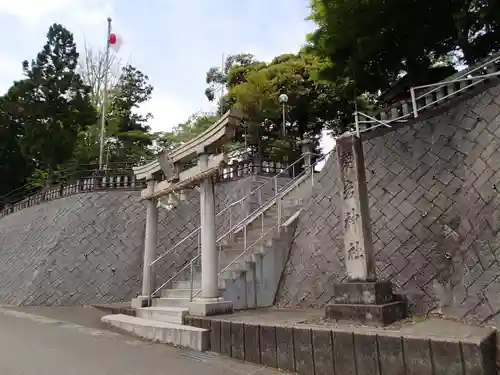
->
99, 17, 112, 170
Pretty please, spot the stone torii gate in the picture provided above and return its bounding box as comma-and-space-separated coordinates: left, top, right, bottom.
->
132, 109, 243, 316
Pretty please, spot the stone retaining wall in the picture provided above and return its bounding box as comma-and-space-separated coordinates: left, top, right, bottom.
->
276, 80, 500, 327
185, 315, 496, 375
0, 174, 289, 306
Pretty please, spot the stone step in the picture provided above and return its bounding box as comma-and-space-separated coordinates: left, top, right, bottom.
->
220, 259, 253, 273
152, 297, 192, 308
227, 227, 277, 249
220, 270, 244, 280
218, 253, 255, 267
101, 314, 209, 351
135, 306, 188, 324
226, 223, 277, 242
221, 235, 273, 251
172, 280, 200, 289
171, 279, 226, 290
161, 288, 225, 299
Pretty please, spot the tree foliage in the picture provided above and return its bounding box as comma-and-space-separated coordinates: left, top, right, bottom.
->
0, 23, 156, 203
308, 0, 500, 93
14, 24, 96, 182
203, 52, 357, 162
158, 112, 220, 152
79, 44, 122, 109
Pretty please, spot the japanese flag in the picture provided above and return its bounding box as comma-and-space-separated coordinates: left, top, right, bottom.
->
109, 32, 123, 52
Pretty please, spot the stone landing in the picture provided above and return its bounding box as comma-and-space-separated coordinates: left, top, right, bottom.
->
102, 314, 209, 351
325, 281, 407, 326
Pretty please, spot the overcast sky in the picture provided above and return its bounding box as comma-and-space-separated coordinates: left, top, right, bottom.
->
0, 0, 335, 151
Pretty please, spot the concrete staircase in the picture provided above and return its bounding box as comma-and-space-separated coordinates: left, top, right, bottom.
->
102, 172, 315, 351
149, 203, 300, 309
151, 174, 313, 310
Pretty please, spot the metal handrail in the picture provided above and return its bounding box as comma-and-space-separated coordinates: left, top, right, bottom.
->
223, 155, 307, 211
413, 52, 500, 99
189, 150, 331, 300
149, 153, 309, 267
216, 152, 329, 272
151, 152, 319, 297
356, 53, 500, 135
153, 253, 201, 296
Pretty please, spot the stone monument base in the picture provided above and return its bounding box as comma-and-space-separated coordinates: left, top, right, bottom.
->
325, 281, 407, 326
188, 297, 233, 317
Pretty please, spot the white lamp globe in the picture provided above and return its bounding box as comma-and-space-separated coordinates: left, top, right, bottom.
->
278, 93, 288, 104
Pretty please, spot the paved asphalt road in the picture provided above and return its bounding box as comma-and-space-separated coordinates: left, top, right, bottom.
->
0, 307, 282, 375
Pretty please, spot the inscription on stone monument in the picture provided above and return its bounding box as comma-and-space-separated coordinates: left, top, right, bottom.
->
336, 134, 376, 281
340, 150, 354, 172
344, 208, 359, 230
347, 241, 364, 260
343, 180, 354, 200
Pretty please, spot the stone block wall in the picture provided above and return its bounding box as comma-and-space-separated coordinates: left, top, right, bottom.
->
0, 173, 286, 306
277, 81, 500, 326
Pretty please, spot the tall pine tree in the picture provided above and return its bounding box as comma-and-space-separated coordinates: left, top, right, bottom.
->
14, 23, 96, 182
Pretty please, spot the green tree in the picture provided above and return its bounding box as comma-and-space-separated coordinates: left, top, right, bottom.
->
0, 93, 33, 200
158, 112, 220, 152
204, 53, 265, 114
67, 63, 156, 168
308, 0, 500, 93
205, 53, 258, 102
14, 23, 96, 184
97, 64, 156, 165
111, 64, 153, 133
220, 53, 353, 161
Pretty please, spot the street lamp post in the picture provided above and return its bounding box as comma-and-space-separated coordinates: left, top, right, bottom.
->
278, 93, 288, 136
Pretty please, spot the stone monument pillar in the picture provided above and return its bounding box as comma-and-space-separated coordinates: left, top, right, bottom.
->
325, 133, 407, 325
337, 134, 376, 280
189, 153, 233, 316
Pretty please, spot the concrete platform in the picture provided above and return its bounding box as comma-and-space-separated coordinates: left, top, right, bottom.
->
184, 308, 497, 375
135, 306, 188, 325
102, 314, 209, 351
92, 302, 136, 317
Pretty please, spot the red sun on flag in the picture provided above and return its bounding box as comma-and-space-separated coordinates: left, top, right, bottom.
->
108, 33, 122, 52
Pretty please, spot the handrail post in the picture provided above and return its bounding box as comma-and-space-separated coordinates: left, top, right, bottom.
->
243, 225, 247, 251
277, 196, 282, 232
197, 230, 201, 256
190, 260, 194, 302
354, 111, 360, 137
410, 87, 418, 118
